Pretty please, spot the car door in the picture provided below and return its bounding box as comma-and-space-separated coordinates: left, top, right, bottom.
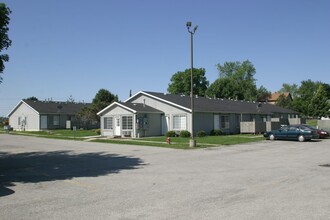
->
287, 126, 299, 139
276, 126, 289, 139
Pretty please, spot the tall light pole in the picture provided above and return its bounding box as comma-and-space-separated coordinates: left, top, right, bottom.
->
186, 21, 198, 148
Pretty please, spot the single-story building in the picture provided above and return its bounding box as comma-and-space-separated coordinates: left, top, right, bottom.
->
97, 91, 300, 138
8, 99, 91, 131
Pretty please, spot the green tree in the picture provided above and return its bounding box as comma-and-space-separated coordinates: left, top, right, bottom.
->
279, 83, 298, 99
290, 80, 319, 116
0, 3, 11, 83
257, 86, 271, 102
77, 89, 118, 128
25, 96, 39, 101
308, 84, 330, 118
206, 77, 242, 99
207, 60, 265, 101
92, 88, 119, 111
167, 68, 209, 96
276, 93, 292, 108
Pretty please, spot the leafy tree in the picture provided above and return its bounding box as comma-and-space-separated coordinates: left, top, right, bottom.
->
256, 86, 271, 102
290, 80, 320, 116
0, 3, 11, 83
308, 84, 330, 118
276, 93, 292, 108
77, 89, 118, 128
320, 83, 330, 99
207, 60, 266, 101
25, 96, 39, 101
167, 68, 209, 96
206, 77, 242, 99
92, 88, 119, 111
279, 83, 298, 99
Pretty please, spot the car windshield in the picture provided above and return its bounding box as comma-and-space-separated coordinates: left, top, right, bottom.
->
299, 125, 313, 131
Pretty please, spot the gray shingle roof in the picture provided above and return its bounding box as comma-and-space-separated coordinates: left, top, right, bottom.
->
23, 99, 91, 115
142, 91, 298, 115
119, 102, 163, 113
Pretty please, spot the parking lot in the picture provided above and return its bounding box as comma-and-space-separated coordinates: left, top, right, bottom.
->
1, 134, 330, 220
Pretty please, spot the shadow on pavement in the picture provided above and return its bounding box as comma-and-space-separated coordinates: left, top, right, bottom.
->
0, 151, 145, 197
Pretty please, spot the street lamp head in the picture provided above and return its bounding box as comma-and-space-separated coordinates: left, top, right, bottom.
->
193, 25, 198, 32
186, 21, 192, 28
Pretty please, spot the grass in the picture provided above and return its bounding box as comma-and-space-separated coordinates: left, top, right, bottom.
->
4, 129, 99, 140
93, 134, 264, 149
306, 119, 318, 127
2, 128, 264, 149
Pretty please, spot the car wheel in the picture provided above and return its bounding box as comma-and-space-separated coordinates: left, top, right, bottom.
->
269, 134, 275, 140
298, 135, 305, 142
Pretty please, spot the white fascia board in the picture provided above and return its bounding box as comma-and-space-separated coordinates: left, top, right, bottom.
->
116, 102, 137, 114
97, 102, 136, 116
7, 100, 39, 117
124, 91, 144, 103
125, 91, 191, 112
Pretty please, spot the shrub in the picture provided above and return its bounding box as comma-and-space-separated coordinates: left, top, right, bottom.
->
179, 130, 191, 138
166, 130, 177, 137
95, 129, 101, 135
210, 129, 222, 136
197, 130, 207, 137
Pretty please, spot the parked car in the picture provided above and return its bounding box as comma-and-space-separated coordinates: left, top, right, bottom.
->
264, 125, 318, 142
299, 124, 329, 139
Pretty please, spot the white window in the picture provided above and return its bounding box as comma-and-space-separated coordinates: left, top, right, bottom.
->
173, 115, 187, 130
221, 115, 229, 129
18, 117, 21, 125
104, 117, 113, 129
122, 116, 133, 130
53, 115, 60, 126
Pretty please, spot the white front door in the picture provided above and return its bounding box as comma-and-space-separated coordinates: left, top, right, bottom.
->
162, 115, 170, 135
214, 114, 220, 129
41, 115, 48, 129
115, 118, 121, 136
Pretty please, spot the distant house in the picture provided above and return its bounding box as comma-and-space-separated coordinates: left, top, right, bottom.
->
97, 91, 300, 138
267, 92, 293, 105
8, 99, 91, 131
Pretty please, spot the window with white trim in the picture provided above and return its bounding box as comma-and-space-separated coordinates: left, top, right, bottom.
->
122, 116, 133, 129
173, 115, 187, 130
104, 117, 113, 129
220, 115, 229, 129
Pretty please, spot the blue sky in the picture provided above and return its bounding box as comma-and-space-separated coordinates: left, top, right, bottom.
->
1, 0, 329, 116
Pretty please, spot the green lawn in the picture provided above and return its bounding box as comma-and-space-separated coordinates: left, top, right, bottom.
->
93, 134, 264, 149
6, 129, 99, 140
306, 119, 318, 127
2, 128, 264, 149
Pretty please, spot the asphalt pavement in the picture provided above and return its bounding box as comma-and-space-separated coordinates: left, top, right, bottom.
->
1, 134, 330, 220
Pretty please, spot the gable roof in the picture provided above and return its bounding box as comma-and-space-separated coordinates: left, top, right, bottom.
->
97, 101, 163, 115
8, 100, 90, 116
268, 92, 292, 102
127, 91, 298, 115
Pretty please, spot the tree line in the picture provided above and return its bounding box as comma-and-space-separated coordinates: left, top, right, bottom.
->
167, 60, 330, 118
